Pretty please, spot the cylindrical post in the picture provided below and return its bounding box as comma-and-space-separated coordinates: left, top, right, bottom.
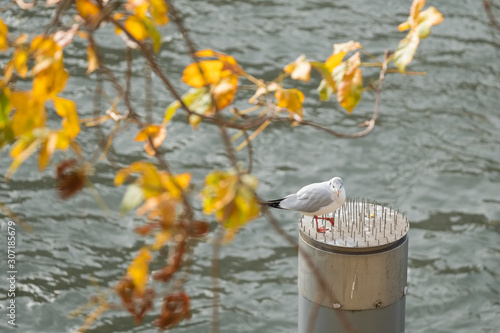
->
298, 197, 409, 333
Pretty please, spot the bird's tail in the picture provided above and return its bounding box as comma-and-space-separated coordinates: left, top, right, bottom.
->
260, 198, 285, 209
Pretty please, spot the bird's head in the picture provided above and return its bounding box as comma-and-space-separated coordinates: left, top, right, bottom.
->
329, 177, 344, 197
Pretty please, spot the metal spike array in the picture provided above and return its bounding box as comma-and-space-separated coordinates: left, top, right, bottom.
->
299, 197, 409, 250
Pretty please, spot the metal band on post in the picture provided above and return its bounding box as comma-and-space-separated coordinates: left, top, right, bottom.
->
298, 197, 409, 333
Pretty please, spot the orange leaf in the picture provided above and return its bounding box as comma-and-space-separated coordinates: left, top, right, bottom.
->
127, 248, 152, 296
211, 75, 238, 110
182, 60, 225, 88
86, 45, 98, 74
335, 52, 363, 112
75, 0, 100, 20
134, 125, 166, 156
275, 88, 305, 119
124, 16, 149, 41
151, 230, 171, 251
0, 18, 8, 52
337, 68, 363, 113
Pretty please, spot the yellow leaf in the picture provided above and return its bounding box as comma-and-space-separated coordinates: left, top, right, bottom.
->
394, 31, 420, 73
7, 133, 44, 180
54, 97, 80, 139
163, 100, 180, 126
160, 172, 191, 200
211, 75, 238, 110
337, 68, 363, 113
124, 16, 149, 41
149, 0, 169, 25
195, 49, 215, 57
284, 55, 311, 82
142, 16, 162, 53
86, 45, 98, 74
0, 18, 8, 52
126, 248, 152, 296
310, 61, 337, 98
202, 171, 238, 214
75, 0, 100, 20
11, 92, 46, 137
182, 60, 225, 88
275, 88, 305, 119
32, 61, 69, 102
202, 171, 259, 240
115, 161, 163, 198
30, 35, 61, 61
134, 125, 166, 156
12, 48, 29, 78
325, 41, 362, 73
56, 130, 71, 150
125, 0, 148, 18
38, 131, 58, 170
335, 52, 363, 112
398, 21, 410, 32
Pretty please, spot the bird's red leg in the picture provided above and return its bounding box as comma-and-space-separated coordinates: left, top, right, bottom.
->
314, 215, 328, 233
314, 216, 335, 233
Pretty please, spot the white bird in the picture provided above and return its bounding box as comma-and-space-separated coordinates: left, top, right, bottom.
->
262, 177, 346, 233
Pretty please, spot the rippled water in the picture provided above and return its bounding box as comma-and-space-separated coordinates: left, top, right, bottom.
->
1, 0, 499, 332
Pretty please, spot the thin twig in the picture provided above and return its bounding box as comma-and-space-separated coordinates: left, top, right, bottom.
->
483, 0, 500, 33
211, 226, 224, 333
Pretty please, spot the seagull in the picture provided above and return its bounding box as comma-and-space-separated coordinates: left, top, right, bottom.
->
262, 177, 346, 233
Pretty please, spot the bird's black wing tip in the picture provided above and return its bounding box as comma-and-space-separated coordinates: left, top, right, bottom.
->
260, 198, 285, 209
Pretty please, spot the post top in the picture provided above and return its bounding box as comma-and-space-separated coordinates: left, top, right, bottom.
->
299, 197, 409, 254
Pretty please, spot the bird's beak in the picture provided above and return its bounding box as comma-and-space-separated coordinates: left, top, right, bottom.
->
336, 189, 339, 196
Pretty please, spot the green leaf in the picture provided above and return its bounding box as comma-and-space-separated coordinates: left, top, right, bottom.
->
143, 17, 162, 53
317, 79, 332, 101
163, 100, 180, 125
0, 90, 10, 127
120, 183, 145, 215
310, 61, 337, 99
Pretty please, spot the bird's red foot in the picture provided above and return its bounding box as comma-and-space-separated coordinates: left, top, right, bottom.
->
316, 226, 328, 233
314, 215, 335, 233
314, 215, 334, 233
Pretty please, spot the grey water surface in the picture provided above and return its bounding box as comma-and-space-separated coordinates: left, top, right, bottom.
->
0, 0, 499, 332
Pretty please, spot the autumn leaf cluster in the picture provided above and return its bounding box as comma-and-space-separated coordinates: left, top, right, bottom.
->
0, 0, 443, 331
